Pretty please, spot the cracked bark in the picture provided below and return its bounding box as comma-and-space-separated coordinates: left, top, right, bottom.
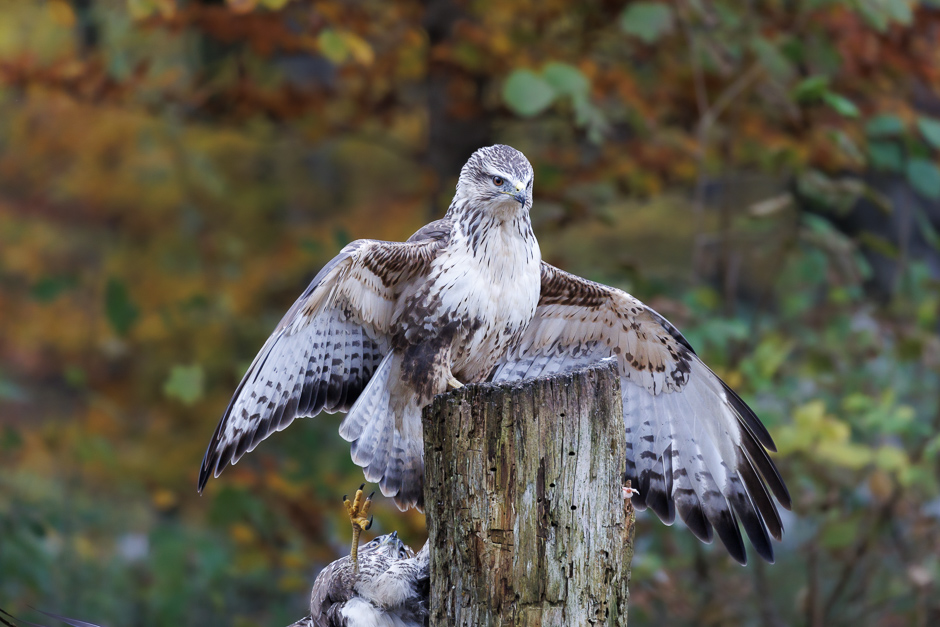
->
423, 361, 634, 626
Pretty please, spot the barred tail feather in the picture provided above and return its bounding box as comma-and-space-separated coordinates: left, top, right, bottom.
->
383, 400, 425, 511
339, 353, 395, 447
339, 354, 426, 510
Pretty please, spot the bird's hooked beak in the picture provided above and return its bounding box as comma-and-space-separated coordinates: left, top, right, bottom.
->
503, 180, 527, 206
380, 531, 404, 550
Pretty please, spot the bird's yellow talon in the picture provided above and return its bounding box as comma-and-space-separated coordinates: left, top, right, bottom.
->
345, 485, 374, 574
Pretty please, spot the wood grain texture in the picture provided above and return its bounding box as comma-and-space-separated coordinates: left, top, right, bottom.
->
423, 361, 634, 626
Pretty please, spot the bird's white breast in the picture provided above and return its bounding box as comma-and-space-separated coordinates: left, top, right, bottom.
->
433, 216, 541, 380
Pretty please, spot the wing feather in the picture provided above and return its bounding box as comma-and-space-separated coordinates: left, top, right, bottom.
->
198, 233, 449, 492
491, 263, 791, 564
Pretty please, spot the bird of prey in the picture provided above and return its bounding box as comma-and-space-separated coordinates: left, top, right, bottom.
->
198, 144, 791, 564
290, 531, 429, 627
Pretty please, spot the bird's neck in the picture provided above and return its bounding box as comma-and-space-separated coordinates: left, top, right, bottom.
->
447, 200, 541, 262
448, 198, 538, 260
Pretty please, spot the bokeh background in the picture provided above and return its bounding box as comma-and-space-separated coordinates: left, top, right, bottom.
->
2, 0, 940, 625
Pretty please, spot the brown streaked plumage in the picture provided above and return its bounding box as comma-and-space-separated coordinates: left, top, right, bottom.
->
198, 144, 791, 565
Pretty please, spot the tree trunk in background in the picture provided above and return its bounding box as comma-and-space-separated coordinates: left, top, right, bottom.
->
423, 0, 493, 219
70, 0, 99, 54
423, 362, 634, 626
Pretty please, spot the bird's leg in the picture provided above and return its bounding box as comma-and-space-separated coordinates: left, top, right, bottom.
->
343, 484, 374, 575
446, 375, 464, 390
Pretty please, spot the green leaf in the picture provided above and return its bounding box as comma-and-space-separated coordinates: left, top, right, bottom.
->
874, 446, 908, 473
831, 130, 863, 162
0, 375, 25, 402
541, 63, 589, 98
163, 364, 204, 406
105, 278, 139, 337
858, 232, 900, 258
317, 29, 348, 64
64, 365, 87, 389
1, 425, 23, 451
867, 141, 904, 172
912, 204, 940, 250
856, 0, 913, 31
333, 227, 350, 247
916, 116, 940, 149
31, 276, 77, 303
792, 75, 829, 102
750, 36, 794, 80
906, 158, 940, 199
865, 113, 905, 137
620, 2, 673, 44
822, 92, 860, 118
503, 69, 556, 118
573, 99, 608, 144
821, 517, 859, 549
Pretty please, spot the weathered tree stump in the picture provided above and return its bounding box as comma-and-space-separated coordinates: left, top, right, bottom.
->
423, 361, 634, 626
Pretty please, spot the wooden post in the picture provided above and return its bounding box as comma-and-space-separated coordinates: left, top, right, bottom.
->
423, 361, 634, 626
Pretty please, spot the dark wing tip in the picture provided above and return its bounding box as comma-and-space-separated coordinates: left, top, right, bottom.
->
197, 412, 233, 495
677, 498, 714, 544
712, 508, 748, 566
0, 608, 22, 627
740, 434, 792, 511
196, 451, 215, 494
722, 380, 777, 452
642, 473, 676, 524
727, 484, 776, 563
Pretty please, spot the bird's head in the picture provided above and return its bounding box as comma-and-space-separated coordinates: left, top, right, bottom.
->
359, 531, 415, 561
454, 144, 534, 215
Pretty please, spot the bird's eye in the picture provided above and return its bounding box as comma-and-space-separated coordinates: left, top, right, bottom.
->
492, 176, 504, 186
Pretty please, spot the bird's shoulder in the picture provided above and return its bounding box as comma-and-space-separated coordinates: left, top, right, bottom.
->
405, 216, 454, 244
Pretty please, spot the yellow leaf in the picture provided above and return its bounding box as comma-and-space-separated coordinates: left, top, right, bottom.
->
282, 551, 307, 570
342, 32, 374, 66
127, 0, 176, 19
127, 0, 156, 19
793, 400, 826, 428
229, 522, 257, 545
261, 0, 293, 9
277, 574, 308, 592
152, 488, 178, 511
73, 535, 96, 559
721, 369, 743, 390
874, 446, 908, 474
47, 0, 76, 27
817, 441, 872, 470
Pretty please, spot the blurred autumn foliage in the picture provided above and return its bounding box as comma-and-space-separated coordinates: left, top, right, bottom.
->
2, 0, 940, 625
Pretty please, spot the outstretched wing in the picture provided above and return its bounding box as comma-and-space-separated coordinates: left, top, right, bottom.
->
491, 263, 791, 564
198, 233, 449, 492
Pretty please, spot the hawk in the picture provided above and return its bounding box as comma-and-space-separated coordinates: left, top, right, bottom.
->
199, 144, 791, 564
292, 532, 429, 627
